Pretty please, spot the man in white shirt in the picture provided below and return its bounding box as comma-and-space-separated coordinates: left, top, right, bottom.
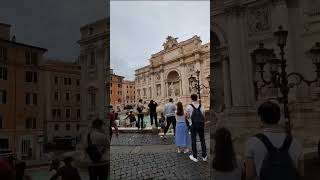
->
185, 94, 207, 162
245, 101, 304, 180
163, 98, 176, 139
136, 99, 145, 130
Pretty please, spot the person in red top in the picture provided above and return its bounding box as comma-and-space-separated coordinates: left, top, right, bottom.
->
109, 109, 119, 140
50, 157, 81, 180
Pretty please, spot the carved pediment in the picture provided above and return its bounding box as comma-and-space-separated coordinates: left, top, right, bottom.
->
163, 36, 178, 51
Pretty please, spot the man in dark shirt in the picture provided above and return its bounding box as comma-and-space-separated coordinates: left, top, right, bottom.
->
148, 100, 158, 127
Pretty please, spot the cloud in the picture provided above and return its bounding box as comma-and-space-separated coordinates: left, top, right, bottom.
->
0, 0, 107, 61
111, 1, 209, 79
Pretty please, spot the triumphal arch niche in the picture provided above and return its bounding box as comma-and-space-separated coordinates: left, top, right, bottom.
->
135, 35, 210, 111
211, 0, 320, 153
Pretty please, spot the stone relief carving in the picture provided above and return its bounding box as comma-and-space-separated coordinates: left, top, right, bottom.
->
187, 63, 195, 73
247, 5, 271, 35
157, 85, 161, 96
156, 73, 161, 80
168, 83, 174, 97
174, 82, 180, 96
163, 36, 178, 51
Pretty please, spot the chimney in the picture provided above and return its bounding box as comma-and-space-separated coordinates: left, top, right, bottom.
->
0, 23, 11, 40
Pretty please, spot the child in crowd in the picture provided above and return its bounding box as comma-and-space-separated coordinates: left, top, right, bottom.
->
159, 112, 166, 138
125, 110, 137, 127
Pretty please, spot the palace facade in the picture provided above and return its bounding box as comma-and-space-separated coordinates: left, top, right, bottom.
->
135, 35, 210, 111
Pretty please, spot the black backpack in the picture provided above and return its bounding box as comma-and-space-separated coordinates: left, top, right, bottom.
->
137, 106, 142, 113
190, 104, 204, 128
86, 133, 103, 162
255, 133, 300, 180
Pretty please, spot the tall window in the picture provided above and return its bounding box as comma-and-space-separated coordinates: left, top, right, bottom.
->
68, 78, 71, 85
25, 71, 37, 83
25, 93, 30, 105
0, 67, 7, 80
32, 118, 36, 129
77, 109, 80, 119
0, 90, 7, 104
0, 114, 3, 129
33, 93, 37, 105
76, 79, 80, 86
76, 94, 80, 102
25, 51, 37, 65
64, 78, 68, 85
0, 47, 8, 61
57, 109, 61, 118
66, 109, 71, 119
66, 92, 70, 101
54, 92, 59, 101
52, 109, 57, 119
90, 52, 95, 66
76, 124, 80, 131
54, 76, 58, 85
66, 124, 70, 131
90, 93, 96, 107
25, 118, 36, 129
54, 124, 59, 131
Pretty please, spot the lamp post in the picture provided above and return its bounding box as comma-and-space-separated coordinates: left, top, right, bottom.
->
189, 70, 209, 104
251, 25, 320, 135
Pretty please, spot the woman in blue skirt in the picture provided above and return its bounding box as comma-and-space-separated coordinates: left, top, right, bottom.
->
175, 102, 191, 153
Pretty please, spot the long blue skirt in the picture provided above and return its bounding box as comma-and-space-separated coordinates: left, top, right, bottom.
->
175, 121, 191, 148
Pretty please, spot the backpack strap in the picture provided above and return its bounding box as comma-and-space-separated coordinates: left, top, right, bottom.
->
87, 132, 92, 145
190, 104, 196, 109
255, 133, 277, 152
280, 135, 292, 152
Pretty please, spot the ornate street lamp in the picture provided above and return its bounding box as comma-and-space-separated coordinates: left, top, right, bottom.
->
189, 70, 209, 104
251, 25, 320, 135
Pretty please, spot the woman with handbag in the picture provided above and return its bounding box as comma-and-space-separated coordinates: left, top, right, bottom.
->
174, 102, 191, 154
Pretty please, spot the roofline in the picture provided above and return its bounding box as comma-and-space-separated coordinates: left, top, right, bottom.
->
80, 17, 108, 30
0, 22, 11, 27
0, 39, 47, 52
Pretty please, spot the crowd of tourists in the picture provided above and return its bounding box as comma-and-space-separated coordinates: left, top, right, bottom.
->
0, 99, 305, 180
121, 96, 305, 180
123, 94, 208, 163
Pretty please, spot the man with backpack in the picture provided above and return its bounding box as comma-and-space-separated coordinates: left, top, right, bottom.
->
85, 119, 109, 180
137, 99, 145, 130
186, 94, 207, 162
245, 101, 304, 180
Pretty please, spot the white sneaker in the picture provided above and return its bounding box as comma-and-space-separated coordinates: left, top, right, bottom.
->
202, 156, 207, 162
189, 155, 198, 162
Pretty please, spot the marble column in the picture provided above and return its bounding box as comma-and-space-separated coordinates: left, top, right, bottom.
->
151, 72, 156, 101
161, 68, 165, 99
225, 7, 247, 107
222, 55, 232, 108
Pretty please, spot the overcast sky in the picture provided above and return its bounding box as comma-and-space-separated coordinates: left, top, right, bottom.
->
111, 1, 210, 80
0, 0, 107, 61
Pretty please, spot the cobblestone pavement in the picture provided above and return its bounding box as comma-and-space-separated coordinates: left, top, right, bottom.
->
111, 132, 210, 180
111, 133, 175, 146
